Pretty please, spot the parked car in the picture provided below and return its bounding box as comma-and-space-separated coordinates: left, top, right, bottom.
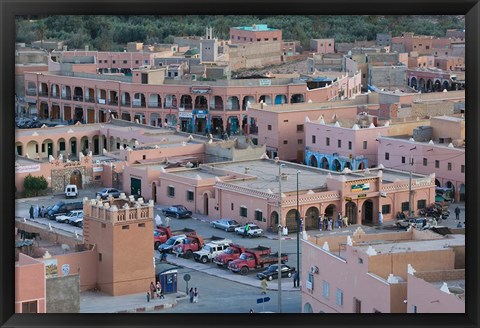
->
64, 184, 79, 198
158, 234, 189, 253
211, 219, 240, 232
69, 211, 85, 227
256, 264, 296, 281
47, 202, 83, 220
162, 205, 192, 219
234, 224, 263, 237
395, 217, 428, 229
56, 210, 83, 224
96, 188, 122, 200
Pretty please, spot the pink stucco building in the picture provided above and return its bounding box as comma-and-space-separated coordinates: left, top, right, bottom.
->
301, 228, 464, 313
152, 159, 435, 231
377, 116, 465, 202
15, 253, 47, 313
229, 24, 282, 44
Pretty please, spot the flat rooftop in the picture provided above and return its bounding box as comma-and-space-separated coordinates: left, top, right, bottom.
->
355, 234, 464, 254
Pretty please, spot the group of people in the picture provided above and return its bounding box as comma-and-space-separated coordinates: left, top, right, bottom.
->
147, 281, 165, 302
318, 214, 348, 231
29, 205, 46, 219
189, 287, 199, 303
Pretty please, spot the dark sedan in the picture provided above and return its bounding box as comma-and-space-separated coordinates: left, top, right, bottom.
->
256, 264, 296, 281
162, 205, 192, 219
211, 219, 240, 232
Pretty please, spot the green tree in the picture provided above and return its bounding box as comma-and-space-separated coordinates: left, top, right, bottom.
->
23, 174, 48, 197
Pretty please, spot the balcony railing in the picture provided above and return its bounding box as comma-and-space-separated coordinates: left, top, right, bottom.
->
73, 95, 83, 102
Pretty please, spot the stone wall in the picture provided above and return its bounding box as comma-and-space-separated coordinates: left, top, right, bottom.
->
413, 269, 465, 282
46, 274, 80, 313
411, 101, 454, 118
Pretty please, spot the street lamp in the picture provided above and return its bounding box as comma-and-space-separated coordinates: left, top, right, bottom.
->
296, 170, 301, 289
408, 147, 416, 218
277, 163, 285, 313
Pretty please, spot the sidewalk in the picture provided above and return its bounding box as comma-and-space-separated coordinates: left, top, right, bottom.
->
80, 290, 188, 313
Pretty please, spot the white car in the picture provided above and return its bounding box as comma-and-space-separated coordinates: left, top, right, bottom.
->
56, 210, 84, 224
193, 239, 232, 264
234, 224, 263, 237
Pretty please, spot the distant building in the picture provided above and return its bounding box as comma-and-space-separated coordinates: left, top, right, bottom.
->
310, 39, 335, 54
376, 33, 392, 47
229, 24, 282, 44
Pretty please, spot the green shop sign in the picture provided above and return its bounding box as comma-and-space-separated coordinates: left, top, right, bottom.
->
351, 183, 370, 192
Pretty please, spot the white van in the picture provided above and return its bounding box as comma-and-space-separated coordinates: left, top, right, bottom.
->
65, 184, 79, 198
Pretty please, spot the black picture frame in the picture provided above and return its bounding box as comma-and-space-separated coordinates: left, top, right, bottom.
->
1, 1, 478, 327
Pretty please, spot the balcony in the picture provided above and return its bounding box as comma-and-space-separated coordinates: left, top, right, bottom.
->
62, 95, 72, 100
73, 95, 84, 102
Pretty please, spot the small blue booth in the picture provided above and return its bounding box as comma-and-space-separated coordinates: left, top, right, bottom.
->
155, 262, 179, 294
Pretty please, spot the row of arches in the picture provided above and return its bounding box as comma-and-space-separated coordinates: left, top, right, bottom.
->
27, 81, 306, 112
306, 154, 367, 172
408, 77, 450, 92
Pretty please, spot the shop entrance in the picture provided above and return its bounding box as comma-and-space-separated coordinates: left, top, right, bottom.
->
345, 202, 357, 225
361, 200, 374, 225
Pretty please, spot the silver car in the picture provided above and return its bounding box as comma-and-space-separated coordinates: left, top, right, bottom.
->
211, 219, 240, 232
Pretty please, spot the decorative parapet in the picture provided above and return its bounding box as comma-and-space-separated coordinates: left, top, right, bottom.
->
216, 182, 278, 200
84, 197, 153, 224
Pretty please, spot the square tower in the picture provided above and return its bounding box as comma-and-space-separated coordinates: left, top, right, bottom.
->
83, 196, 155, 296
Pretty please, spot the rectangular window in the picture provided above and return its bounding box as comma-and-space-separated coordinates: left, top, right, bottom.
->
417, 200, 426, 209
268, 125, 272, 131
306, 273, 314, 290
401, 202, 409, 212
312, 135, 316, 144
135, 60, 139, 64
167, 186, 175, 197
22, 301, 38, 313
326, 137, 330, 146
297, 124, 304, 132
358, 257, 363, 264
363, 141, 368, 150
240, 206, 247, 218
382, 204, 391, 214
338, 140, 342, 148
461, 165, 465, 173
435, 160, 440, 168
348, 141, 352, 150
99, 253, 102, 262
283, 140, 288, 145
254, 210, 263, 221
336, 289, 343, 306
385, 152, 390, 160
122, 225, 129, 230
112, 60, 116, 64
298, 139, 303, 145
322, 281, 330, 299
448, 162, 452, 171
123, 60, 127, 64
59, 142, 66, 151
362, 73, 366, 78
423, 158, 427, 166
138, 223, 145, 228
273, 37, 278, 41
101, 223, 106, 228
185, 190, 194, 202
283, 119, 289, 123
231, 203, 234, 211
402, 156, 406, 164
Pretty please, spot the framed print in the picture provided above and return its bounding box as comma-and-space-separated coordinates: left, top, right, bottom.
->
1, 0, 478, 328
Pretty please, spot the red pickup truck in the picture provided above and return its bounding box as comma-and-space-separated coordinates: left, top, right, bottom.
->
213, 244, 270, 268
228, 249, 288, 275
172, 235, 226, 259
153, 226, 196, 249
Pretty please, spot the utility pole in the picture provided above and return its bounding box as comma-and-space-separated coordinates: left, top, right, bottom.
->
277, 163, 285, 313
296, 170, 301, 289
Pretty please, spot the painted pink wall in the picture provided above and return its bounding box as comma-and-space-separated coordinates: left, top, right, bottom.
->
407, 274, 464, 313
377, 137, 465, 201
15, 254, 46, 313
305, 121, 390, 167
51, 250, 98, 292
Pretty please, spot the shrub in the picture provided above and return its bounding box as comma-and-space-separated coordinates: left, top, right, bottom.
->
23, 174, 48, 197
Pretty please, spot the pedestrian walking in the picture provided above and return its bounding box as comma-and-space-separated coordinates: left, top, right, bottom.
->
193, 288, 199, 303
319, 215, 324, 231
189, 287, 194, 303
454, 206, 461, 220
243, 223, 250, 238
146, 291, 150, 302
29, 205, 34, 220
261, 277, 268, 294
40, 206, 45, 218
378, 211, 383, 226
156, 281, 161, 298
293, 271, 299, 288
327, 218, 333, 231
149, 281, 156, 300
343, 216, 349, 227
34, 205, 39, 219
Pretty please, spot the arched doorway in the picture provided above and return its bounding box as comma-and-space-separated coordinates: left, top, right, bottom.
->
435, 179, 441, 187
320, 157, 329, 170
308, 155, 318, 167
361, 200, 374, 224
332, 159, 341, 172
270, 211, 279, 229
345, 202, 357, 225
303, 302, 313, 313
324, 204, 336, 219
285, 209, 297, 232
358, 162, 365, 170
410, 77, 417, 89
445, 181, 455, 201
152, 182, 157, 203
203, 193, 209, 216
69, 169, 82, 189
305, 207, 319, 230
